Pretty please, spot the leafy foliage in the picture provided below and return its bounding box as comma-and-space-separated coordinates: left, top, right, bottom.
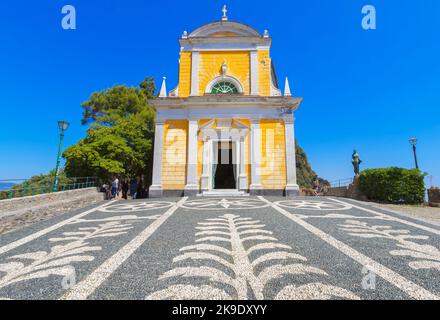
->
63, 78, 156, 182
359, 168, 426, 204
0, 171, 73, 199
296, 144, 328, 188
80, 84, 152, 126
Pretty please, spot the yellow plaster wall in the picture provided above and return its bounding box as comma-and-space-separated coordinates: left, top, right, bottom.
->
258, 50, 271, 96
260, 119, 286, 189
198, 51, 250, 95
178, 52, 192, 97
162, 120, 188, 190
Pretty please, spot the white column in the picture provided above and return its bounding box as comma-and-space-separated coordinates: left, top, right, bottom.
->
184, 119, 199, 196
284, 115, 300, 197
238, 136, 248, 191
149, 120, 165, 198
249, 118, 263, 194
201, 137, 210, 191
250, 50, 259, 95
190, 51, 200, 96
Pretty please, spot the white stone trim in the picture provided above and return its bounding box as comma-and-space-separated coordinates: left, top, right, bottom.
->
238, 137, 248, 190
169, 85, 179, 97
201, 137, 211, 191
150, 121, 165, 194
208, 139, 240, 192
151, 96, 302, 110
159, 77, 167, 98
283, 115, 299, 196
187, 21, 262, 38
190, 51, 200, 96
180, 43, 271, 52
250, 119, 263, 190
205, 75, 244, 94
250, 50, 259, 95
185, 120, 199, 193
156, 108, 280, 122
270, 73, 281, 97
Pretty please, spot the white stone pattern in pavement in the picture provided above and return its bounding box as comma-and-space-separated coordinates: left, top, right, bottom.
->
147, 213, 359, 300
0, 221, 133, 292
0, 200, 117, 256
61, 197, 188, 300
275, 200, 352, 211
180, 198, 269, 210
340, 220, 440, 271
330, 198, 440, 236
0, 200, 178, 298
98, 201, 174, 213
259, 196, 439, 300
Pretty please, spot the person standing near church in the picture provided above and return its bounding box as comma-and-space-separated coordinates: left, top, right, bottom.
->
121, 180, 129, 200
111, 176, 119, 199
130, 178, 138, 199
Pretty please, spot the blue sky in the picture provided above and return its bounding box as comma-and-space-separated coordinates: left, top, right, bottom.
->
0, 0, 439, 185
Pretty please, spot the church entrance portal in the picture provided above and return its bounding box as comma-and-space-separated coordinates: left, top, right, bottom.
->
213, 141, 237, 190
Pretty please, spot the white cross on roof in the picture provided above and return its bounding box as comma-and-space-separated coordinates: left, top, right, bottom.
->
222, 5, 228, 21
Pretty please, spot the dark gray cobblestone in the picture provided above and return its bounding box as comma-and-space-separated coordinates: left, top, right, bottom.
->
0, 196, 438, 300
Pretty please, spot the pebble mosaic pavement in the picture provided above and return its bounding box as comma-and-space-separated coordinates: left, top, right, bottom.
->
0, 196, 439, 300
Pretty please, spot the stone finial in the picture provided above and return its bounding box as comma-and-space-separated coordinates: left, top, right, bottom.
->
284, 77, 292, 97
222, 5, 228, 21
159, 77, 167, 98
182, 30, 188, 39
221, 60, 227, 75
263, 29, 269, 38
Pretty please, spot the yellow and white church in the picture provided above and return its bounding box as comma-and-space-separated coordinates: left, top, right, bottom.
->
149, 6, 303, 197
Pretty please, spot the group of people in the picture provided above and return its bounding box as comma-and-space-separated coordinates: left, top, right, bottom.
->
102, 176, 142, 200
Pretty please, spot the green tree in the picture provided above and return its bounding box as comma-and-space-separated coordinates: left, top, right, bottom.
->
63, 78, 156, 183
359, 168, 426, 204
80, 83, 153, 125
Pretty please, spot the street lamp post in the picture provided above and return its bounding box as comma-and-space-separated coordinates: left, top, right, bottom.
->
52, 121, 70, 192
408, 138, 419, 170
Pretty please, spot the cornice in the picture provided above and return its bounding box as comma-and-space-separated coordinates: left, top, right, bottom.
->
149, 96, 303, 111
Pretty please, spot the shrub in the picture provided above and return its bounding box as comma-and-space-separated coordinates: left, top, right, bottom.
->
359, 168, 425, 204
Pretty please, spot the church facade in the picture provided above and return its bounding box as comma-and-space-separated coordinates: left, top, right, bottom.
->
149, 8, 303, 197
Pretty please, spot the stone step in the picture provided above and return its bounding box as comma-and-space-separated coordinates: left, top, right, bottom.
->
199, 190, 249, 197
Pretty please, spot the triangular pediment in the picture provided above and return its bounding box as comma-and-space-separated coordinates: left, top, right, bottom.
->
199, 119, 249, 131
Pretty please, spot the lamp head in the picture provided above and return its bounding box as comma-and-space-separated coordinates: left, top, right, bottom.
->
408, 138, 418, 146
58, 120, 70, 132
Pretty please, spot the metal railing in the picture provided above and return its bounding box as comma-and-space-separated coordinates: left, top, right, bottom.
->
0, 177, 97, 200
329, 178, 354, 188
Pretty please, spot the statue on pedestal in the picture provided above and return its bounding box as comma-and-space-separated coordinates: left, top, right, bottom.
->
352, 150, 362, 176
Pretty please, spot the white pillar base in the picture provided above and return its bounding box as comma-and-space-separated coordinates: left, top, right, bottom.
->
249, 183, 264, 195
285, 184, 300, 197
238, 174, 248, 191
149, 185, 163, 198
201, 174, 210, 192
184, 184, 199, 196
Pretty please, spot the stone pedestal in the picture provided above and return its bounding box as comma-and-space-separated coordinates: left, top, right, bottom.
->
346, 175, 367, 201
428, 187, 440, 207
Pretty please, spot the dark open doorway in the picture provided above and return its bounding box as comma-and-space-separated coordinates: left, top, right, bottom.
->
214, 141, 236, 189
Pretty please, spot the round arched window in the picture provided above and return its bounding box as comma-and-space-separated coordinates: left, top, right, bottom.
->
210, 81, 239, 94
